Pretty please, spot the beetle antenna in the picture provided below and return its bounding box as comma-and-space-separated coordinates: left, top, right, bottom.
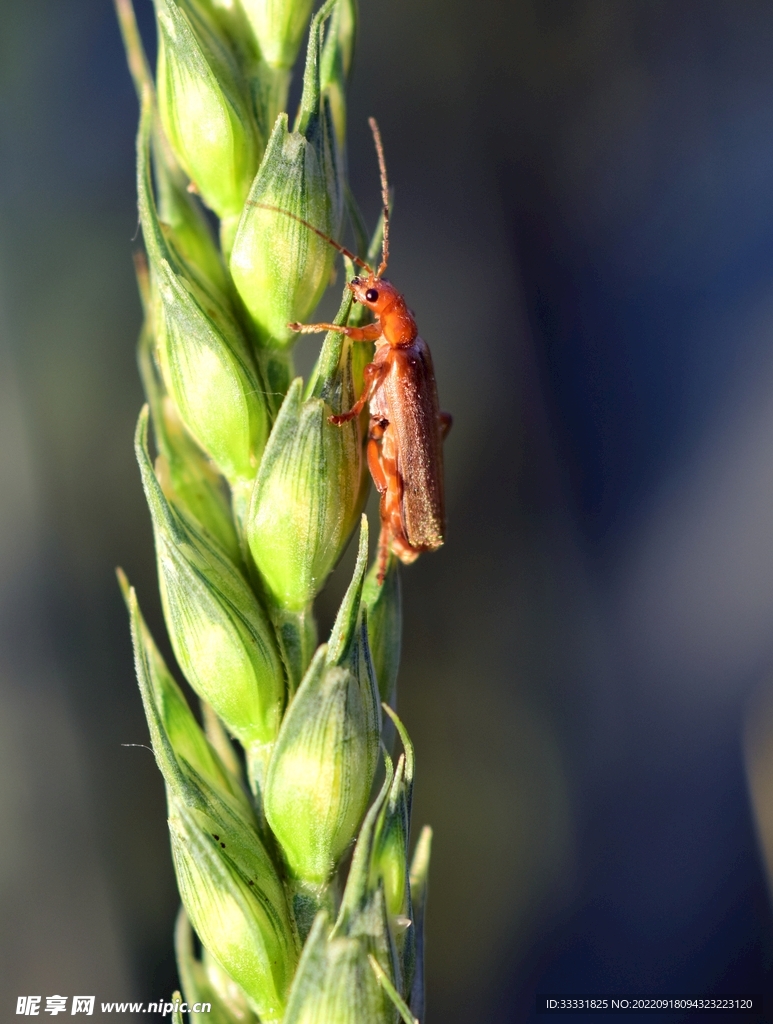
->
248, 202, 373, 273
368, 117, 390, 278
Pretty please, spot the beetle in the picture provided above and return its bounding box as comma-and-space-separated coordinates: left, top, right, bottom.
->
259, 118, 451, 580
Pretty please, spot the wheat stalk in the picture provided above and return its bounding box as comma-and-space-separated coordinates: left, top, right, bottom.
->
115, 1, 431, 1020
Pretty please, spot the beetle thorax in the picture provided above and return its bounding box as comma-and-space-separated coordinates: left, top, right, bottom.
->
349, 275, 417, 347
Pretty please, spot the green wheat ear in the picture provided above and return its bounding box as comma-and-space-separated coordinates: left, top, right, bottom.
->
115, 0, 431, 1019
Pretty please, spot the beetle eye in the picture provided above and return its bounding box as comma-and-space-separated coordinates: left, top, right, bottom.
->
365, 288, 379, 302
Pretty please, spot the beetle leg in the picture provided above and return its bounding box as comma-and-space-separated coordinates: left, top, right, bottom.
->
384, 482, 422, 568
378, 491, 409, 582
329, 362, 388, 424
288, 320, 382, 341
367, 420, 389, 493
377, 524, 392, 583
386, 500, 421, 571
366, 417, 400, 582
372, 425, 421, 580
391, 535, 421, 566
439, 411, 453, 440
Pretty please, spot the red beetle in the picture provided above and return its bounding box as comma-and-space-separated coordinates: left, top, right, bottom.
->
266, 119, 451, 580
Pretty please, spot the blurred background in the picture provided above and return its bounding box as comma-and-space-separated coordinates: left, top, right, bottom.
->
3, 0, 773, 1020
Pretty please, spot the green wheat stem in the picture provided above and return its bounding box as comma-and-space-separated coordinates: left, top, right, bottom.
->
116, 0, 430, 1020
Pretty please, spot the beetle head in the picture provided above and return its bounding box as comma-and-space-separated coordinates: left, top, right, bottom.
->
349, 275, 398, 315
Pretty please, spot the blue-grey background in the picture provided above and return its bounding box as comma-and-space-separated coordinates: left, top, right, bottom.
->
2, 1, 773, 1020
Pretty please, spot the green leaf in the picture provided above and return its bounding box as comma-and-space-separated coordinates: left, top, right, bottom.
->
175, 908, 255, 1024
368, 956, 418, 1024
120, 568, 253, 817
264, 522, 381, 896
283, 911, 395, 1024
408, 826, 433, 1020
327, 516, 370, 665
246, 378, 363, 613
154, 0, 261, 218
335, 758, 393, 934
171, 992, 185, 1024
363, 554, 402, 705
263, 645, 379, 891
138, 320, 241, 565
137, 92, 269, 507
320, 0, 357, 149
375, 708, 416, 994
169, 797, 297, 1022
230, 0, 343, 347
135, 407, 284, 780
121, 568, 296, 1020
239, 0, 315, 71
